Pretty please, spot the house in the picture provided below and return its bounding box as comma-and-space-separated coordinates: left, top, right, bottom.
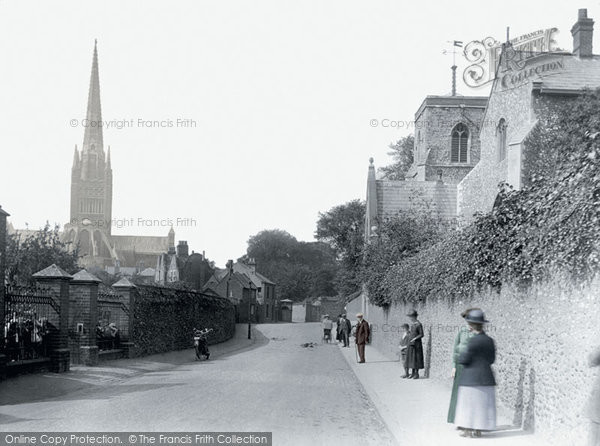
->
154, 240, 214, 290
210, 268, 258, 323
205, 259, 278, 323
232, 259, 278, 323
458, 9, 600, 219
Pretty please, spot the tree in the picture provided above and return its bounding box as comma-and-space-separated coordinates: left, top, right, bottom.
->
315, 200, 366, 296
378, 135, 415, 180
241, 230, 338, 301
6, 223, 80, 286
361, 210, 449, 306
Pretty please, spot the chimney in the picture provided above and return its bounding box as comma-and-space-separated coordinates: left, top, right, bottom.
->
247, 258, 256, 273
177, 240, 189, 257
572, 9, 594, 57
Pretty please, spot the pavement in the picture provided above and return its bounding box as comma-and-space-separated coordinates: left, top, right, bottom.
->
337, 340, 549, 446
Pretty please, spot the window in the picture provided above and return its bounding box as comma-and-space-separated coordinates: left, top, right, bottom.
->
497, 118, 507, 161
451, 123, 469, 163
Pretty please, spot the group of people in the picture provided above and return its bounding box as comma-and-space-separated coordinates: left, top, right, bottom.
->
398, 309, 425, 379
4, 312, 50, 361
320, 312, 370, 363
342, 307, 496, 437
321, 314, 352, 347
323, 307, 600, 443
96, 320, 120, 350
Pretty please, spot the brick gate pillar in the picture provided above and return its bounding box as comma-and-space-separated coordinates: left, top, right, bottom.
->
0, 205, 9, 379
33, 264, 73, 373
112, 277, 137, 358
70, 270, 101, 365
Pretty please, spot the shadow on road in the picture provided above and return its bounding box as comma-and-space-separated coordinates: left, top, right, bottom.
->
0, 325, 270, 407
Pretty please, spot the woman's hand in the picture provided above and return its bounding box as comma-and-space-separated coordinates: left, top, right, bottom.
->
451, 367, 456, 378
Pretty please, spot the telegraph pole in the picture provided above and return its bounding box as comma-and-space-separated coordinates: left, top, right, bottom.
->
247, 281, 252, 340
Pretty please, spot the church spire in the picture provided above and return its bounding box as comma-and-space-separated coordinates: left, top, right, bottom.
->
82, 39, 103, 152
72, 145, 79, 168
106, 146, 111, 169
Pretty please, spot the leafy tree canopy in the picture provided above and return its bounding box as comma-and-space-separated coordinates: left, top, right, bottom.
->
378, 135, 415, 180
240, 230, 338, 301
6, 223, 79, 286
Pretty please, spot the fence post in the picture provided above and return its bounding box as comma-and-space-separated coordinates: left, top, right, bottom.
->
70, 270, 101, 366
33, 264, 73, 373
112, 278, 137, 358
0, 206, 9, 380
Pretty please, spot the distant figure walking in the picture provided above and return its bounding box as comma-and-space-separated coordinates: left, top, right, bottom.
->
447, 308, 477, 424
406, 310, 424, 379
454, 309, 496, 438
340, 314, 352, 347
588, 346, 600, 446
322, 315, 333, 343
355, 313, 370, 363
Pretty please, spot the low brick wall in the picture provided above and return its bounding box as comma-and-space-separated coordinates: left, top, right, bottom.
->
133, 285, 236, 357
347, 279, 600, 445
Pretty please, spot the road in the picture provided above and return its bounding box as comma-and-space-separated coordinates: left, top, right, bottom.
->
0, 323, 396, 446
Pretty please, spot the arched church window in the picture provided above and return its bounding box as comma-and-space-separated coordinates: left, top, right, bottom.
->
497, 118, 507, 161
451, 123, 469, 163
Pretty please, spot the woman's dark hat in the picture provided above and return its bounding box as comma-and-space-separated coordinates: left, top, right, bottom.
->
464, 309, 489, 324
406, 309, 418, 317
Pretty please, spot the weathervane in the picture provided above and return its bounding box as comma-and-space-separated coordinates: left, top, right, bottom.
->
443, 40, 463, 96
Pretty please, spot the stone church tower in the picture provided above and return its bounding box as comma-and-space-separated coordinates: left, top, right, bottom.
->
65, 41, 115, 266
62, 41, 171, 270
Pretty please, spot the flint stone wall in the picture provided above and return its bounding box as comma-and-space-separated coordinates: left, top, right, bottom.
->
346, 278, 600, 445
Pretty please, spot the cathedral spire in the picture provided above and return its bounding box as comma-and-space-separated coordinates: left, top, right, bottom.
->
82, 39, 103, 152
106, 146, 111, 169
72, 145, 79, 167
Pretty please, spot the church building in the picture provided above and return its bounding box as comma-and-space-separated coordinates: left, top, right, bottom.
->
62, 41, 172, 269
367, 9, 600, 237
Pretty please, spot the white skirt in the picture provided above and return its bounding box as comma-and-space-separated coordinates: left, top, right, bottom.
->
454, 385, 497, 431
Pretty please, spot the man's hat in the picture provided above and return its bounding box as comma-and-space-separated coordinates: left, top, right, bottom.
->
356, 313, 363, 318
464, 309, 489, 324
407, 309, 418, 317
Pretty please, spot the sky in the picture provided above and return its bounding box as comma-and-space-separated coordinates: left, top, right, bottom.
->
0, 0, 597, 267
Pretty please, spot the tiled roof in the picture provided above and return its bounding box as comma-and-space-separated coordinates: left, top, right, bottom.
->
536, 54, 600, 92
139, 267, 156, 277
112, 235, 168, 253
233, 262, 275, 286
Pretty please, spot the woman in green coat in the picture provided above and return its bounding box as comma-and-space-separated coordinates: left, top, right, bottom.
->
447, 307, 478, 424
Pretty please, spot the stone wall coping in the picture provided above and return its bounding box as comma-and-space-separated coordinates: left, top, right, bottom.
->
72, 269, 102, 283
32, 264, 73, 279
112, 277, 136, 289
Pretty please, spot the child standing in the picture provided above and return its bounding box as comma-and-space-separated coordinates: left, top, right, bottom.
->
399, 323, 410, 378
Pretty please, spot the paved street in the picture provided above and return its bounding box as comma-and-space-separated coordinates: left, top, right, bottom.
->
0, 323, 396, 446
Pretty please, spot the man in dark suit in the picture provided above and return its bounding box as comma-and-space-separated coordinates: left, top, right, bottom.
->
340, 314, 352, 347
355, 313, 370, 363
